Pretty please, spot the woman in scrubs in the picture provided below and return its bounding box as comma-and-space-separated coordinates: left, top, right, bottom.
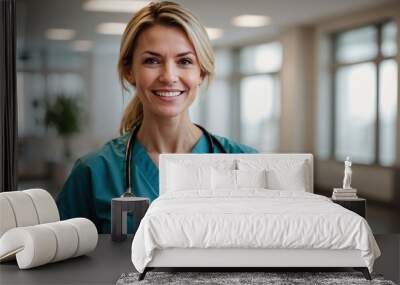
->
57, 1, 257, 234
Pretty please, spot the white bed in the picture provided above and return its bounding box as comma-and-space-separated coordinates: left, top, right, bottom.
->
131, 154, 380, 280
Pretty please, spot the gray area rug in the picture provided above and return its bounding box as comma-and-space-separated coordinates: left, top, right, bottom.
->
116, 271, 396, 285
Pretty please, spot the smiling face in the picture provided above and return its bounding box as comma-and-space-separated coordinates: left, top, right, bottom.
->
129, 24, 203, 119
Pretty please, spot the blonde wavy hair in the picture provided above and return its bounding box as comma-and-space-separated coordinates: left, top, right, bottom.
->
117, 1, 215, 134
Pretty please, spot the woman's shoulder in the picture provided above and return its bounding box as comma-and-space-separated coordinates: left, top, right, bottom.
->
212, 134, 258, 153
73, 133, 130, 169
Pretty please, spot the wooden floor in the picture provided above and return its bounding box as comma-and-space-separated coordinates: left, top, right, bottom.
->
373, 234, 400, 284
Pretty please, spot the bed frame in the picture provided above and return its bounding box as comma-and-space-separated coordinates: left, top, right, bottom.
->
141, 248, 370, 280
138, 154, 371, 281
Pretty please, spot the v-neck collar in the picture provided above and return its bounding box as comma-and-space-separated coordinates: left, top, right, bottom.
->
131, 134, 208, 195
133, 133, 208, 169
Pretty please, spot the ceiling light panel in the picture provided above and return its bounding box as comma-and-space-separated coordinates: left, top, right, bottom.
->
97, 23, 127, 35
206, 28, 223, 40
72, 40, 93, 52
232, 15, 270, 27
45, 29, 76, 40
83, 0, 150, 13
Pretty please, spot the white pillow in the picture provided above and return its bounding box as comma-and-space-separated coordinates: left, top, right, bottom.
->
212, 168, 237, 190
167, 162, 212, 191
266, 168, 306, 191
236, 169, 267, 188
212, 169, 268, 190
237, 159, 307, 191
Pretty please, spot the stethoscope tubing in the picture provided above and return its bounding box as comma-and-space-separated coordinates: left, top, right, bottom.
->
123, 123, 226, 196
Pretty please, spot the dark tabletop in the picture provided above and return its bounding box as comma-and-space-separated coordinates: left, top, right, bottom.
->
0, 235, 134, 285
1, 234, 399, 285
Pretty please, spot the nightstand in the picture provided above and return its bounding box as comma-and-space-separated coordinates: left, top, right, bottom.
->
331, 198, 366, 218
111, 197, 150, 242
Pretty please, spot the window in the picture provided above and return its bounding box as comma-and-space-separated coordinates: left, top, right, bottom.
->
239, 42, 282, 152
194, 49, 233, 138
332, 21, 398, 165
198, 43, 281, 151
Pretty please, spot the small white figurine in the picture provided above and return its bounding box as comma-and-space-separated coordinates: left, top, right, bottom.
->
342, 156, 352, 189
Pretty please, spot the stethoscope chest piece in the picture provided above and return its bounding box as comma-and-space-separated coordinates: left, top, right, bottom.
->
111, 197, 149, 242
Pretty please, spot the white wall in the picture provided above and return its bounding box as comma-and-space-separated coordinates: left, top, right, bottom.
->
279, 27, 315, 153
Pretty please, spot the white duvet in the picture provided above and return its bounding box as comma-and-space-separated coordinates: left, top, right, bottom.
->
131, 190, 380, 273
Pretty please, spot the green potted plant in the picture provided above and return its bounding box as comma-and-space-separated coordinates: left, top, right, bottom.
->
44, 95, 81, 159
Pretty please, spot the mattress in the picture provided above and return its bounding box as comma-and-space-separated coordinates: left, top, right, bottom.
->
131, 189, 380, 273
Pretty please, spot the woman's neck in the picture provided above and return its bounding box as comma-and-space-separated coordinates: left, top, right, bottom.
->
136, 113, 202, 154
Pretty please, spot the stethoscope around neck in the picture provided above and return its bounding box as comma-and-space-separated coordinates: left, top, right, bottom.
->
121, 123, 227, 197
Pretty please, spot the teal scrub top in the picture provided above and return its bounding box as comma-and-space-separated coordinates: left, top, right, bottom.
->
56, 133, 258, 234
